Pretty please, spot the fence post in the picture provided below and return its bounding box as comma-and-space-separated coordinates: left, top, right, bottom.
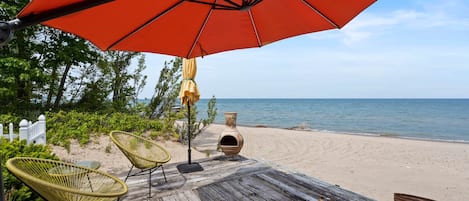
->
0, 123, 4, 142
9, 123, 14, 142
19, 119, 29, 144
38, 115, 46, 144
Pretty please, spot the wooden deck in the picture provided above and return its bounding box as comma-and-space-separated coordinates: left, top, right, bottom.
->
119, 156, 375, 201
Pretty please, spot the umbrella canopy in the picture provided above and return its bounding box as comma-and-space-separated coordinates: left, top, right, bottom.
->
179, 58, 200, 106
13, 0, 376, 58
2, 0, 376, 175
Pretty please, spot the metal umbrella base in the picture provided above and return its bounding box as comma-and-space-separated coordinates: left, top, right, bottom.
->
177, 162, 203, 173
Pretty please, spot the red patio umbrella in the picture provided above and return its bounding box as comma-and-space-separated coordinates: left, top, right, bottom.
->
2, 0, 376, 58
0, 0, 376, 175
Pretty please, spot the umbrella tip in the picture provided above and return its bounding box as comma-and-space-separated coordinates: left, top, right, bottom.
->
240, 0, 263, 11
239, 5, 252, 11
0, 21, 13, 46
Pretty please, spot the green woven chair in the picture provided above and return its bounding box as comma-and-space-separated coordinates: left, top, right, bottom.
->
6, 157, 128, 201
109, 130, 171, 198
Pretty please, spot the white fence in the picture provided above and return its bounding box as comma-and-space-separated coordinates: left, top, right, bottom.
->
0, 115, 46, 145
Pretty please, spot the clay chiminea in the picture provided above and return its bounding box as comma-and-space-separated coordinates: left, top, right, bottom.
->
218, 112, 244, 156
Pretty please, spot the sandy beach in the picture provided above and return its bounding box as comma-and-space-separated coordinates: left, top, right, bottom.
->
53, 124, 469, 201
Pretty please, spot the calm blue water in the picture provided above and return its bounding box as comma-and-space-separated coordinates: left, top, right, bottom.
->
194, 99, 469, 143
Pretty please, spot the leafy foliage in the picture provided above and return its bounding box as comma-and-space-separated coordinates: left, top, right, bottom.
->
45, 111, 166, 151
0, 114, 21, 127
38, 28, 100, 109
0, 56, 43, 113
131, 55, 147, 107
1, 0, 147, 115
147, 58, 182, 119
97, 51, 144, 112
203, 95, 218, 126
177, 96, 218, 144
1, 139, 58, 201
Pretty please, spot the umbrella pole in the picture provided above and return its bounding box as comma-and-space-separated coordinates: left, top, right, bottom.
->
188, 104, 191, 164
176, 104, 203, 173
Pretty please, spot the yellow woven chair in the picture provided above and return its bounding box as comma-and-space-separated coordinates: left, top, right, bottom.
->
6, 157, 128, 201
109, 130, 171, 198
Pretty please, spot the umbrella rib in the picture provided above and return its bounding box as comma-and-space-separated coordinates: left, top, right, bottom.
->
186, 0, 262, 10
15, 0, 114, 30
300, 0, 340, 29
187, 3, 214, 58
224, 0, 242, 8
106, 0, 185, 50
186, 0, 237, 10
248, 10, 262, 47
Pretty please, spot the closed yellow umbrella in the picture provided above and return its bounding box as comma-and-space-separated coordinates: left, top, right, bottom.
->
179, 58, 200, 106
177, 58, 203, 173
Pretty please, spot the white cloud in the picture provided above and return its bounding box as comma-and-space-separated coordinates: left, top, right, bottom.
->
339, 9, 426, 45
312, 0, 469, 45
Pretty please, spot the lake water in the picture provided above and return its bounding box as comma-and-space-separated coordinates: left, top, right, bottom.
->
194, 99, 469, 143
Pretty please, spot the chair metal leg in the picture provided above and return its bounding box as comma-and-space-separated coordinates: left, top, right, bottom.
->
162, 165, 167, 182
118, 165, 135, 201
124, 165, 134, 182
148, 169, 152, 198
86, 173, 94, 192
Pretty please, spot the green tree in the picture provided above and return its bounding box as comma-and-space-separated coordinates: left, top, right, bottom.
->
0, 0, 45, 114
1, 139, 58, 201
131, 55, 147, 107
147, 57, 182, 119
177, 96, 218, 144
1, 0, 103, 114
74, 78, 112, 112
37, 28, 100, 109
0, 57, 39, 112
97, 51, 143, 111
203, 95, 218, 126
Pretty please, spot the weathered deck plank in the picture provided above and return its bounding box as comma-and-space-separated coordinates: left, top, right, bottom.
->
118, 156, 375, 201
256, 173, 320, 201
198, 175, 296, 201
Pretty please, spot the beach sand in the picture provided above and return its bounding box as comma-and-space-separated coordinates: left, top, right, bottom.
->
52, 124, 469, 201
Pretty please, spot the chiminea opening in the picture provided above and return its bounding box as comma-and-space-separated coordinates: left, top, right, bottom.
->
220, 135, 238, 146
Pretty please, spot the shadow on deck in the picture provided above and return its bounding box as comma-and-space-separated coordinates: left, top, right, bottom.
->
119, 155, 375, 201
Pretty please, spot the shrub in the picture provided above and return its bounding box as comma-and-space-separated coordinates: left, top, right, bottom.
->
177, 96, 217, 144
46, 111, 167, 151
1, 139, 58, 201
0, 114, 22, 134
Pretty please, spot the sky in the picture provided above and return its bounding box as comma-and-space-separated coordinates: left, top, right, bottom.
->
136, 0, 469, 99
